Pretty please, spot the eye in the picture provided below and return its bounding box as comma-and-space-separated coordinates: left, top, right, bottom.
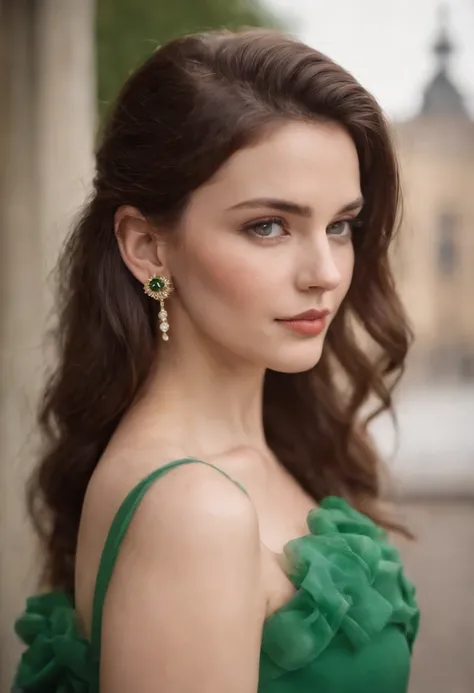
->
243, 217, 288, 240
327, 218, 362, 237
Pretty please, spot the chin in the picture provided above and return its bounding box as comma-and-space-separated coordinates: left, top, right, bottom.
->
265, 340, 325, 374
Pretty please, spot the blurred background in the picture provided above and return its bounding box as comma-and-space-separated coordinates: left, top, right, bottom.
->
0, 1, 473, 691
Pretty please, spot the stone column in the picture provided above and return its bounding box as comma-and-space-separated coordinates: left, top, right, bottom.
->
0, 1, 96, 687
36, 0, 97, 290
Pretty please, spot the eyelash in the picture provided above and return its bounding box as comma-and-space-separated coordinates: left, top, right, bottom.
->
242, 216, 363, 241
327, 218, 364, 237
242, 217, 289, 240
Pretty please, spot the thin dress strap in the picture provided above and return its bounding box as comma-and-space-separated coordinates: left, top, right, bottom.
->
89, 457, 248, 676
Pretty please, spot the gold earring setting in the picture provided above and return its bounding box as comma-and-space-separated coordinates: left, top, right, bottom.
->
144, 275, 174, 341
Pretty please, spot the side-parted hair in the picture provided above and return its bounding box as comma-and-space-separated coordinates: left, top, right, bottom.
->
28, 28, 411, 592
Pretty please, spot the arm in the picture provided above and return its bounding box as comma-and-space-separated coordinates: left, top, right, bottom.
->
99, 463, 266, 692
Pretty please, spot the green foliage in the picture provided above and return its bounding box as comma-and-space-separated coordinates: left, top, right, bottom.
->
96, 0, 283, 118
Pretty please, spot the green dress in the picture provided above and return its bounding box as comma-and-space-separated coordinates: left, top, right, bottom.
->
12, 458, 420, 693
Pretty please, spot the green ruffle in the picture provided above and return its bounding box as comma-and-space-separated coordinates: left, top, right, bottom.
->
13, 591, 94, 692
12, 497, 419, 691
260, 497, 420, 679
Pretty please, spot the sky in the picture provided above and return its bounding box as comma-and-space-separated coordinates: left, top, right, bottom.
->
263, 0, 474, 120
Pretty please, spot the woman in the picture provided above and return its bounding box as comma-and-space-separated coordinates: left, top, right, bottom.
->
13, 28, 419, 693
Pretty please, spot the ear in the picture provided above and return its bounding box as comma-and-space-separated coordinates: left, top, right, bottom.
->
114, 206, 168, 284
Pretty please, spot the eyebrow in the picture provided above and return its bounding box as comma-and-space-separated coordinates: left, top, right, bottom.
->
228, 196, 364, 217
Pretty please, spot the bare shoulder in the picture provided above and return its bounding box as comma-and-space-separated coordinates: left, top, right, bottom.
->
83, 446, 260, 536
121, 454, 260, 552
77, 451, 261, 592
90, 453, 265, 692
76, 450, 264, 658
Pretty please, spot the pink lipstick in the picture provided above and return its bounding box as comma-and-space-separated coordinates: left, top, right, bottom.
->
277, 309, 330, 336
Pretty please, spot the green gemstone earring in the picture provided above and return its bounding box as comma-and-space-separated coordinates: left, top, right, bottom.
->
143, 275, 174, 341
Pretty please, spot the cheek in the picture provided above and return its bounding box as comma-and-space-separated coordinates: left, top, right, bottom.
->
334, 244, 355, 305
177, 236, 270, 312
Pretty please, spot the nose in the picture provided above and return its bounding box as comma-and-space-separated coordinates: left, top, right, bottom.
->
296, 235, 342, 292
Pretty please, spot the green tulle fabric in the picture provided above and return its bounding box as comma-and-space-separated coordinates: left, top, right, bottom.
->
13, 591, 94, 692
258, 497, 419, 692
12, 496, 419, 693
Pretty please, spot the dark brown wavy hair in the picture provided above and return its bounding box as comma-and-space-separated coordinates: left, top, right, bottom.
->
28, 28, 412, 594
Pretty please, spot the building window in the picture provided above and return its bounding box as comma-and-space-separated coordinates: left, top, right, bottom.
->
437, 210, 458, 276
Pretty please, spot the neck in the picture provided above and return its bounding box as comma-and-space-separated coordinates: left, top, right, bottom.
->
136, 328, 269, 456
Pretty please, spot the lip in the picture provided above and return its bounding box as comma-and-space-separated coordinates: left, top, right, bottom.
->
278, 308, 330, 321
277, 316, 328, 336
276, 309, 330, 336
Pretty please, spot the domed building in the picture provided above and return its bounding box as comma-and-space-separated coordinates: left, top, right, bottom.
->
392, 13, 474, 383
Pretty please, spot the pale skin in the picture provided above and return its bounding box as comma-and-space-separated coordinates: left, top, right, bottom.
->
74, 120, 362, 692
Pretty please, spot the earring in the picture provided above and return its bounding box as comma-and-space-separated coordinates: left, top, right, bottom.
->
143, 275, 174, 341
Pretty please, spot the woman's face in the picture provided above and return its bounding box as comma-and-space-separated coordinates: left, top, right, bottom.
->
166, 120, 361, 373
